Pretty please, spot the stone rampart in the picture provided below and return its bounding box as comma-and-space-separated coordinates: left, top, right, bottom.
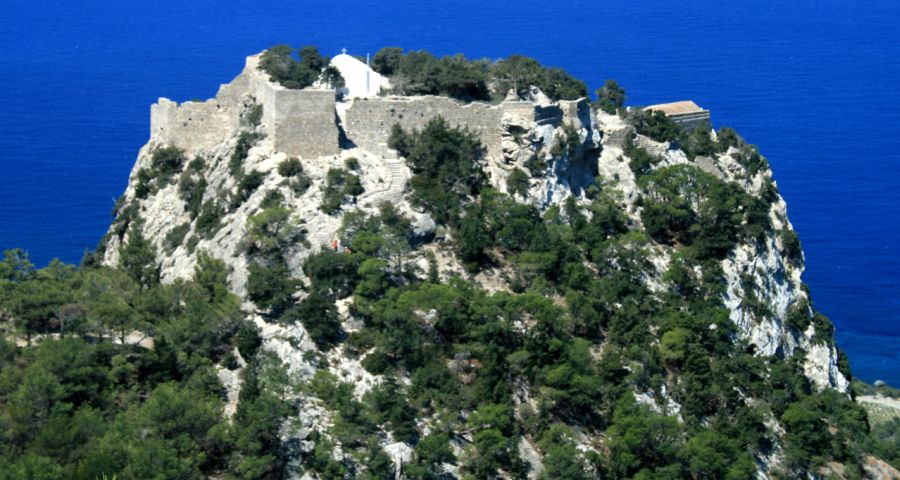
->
148, 53, 588, 162
343, 96, 551, 159
150, 98, 238, 154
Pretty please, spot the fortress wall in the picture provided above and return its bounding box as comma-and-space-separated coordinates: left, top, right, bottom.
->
501, 101, 537, 123
343, 96, 507, 158
559, 99, 593, 132
241, 55, 340, 159
270, 89, 340, 159
150, 98, 237, 153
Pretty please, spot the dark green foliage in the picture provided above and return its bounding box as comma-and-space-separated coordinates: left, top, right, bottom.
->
524, 152, 548, 177
246, 103, 263, 127
118, 219, 159, 288
490, 54, 587, 100
163, 222, 191, 253
231, 354, 293, 478
551, 123, 582, 158
258, 44, 344, 90
506, 168, 531, 198
243, 206, 306, 258
781, 391, 871, 471
638, 164, 771, 260
389, 117, 485, 224
811, 310, 836, 344
629, 109, 682, 143
320, 167, 363, 215
781, 229, 803, 266
134, 146, 187, 199
372, 47, 404, 76
0, 249, 252, 478
282, 292, 342, 349
246, 261, 298, 314
302, 249, 361, 299
344, 156, 360, 171
377, 49, 490, 101
594, 79, 626, 114
734, 147, 769, 176
277, 157, 303, 177
235, 320, 262, 360
872, 417, 900, 470
624, 135, 661, 178
785, 298, 812, 333
150, 146, 185, 177
178, 172, 207, 219
195, 199, 225, 238
231, 169, 266, 208
363, 379, 418, 442
229, 131, 261, 177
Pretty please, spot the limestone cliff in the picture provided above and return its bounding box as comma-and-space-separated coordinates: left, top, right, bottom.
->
101, 51, 871, 478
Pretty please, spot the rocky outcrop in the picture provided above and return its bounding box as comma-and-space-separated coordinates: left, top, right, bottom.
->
104, 50, 859, 477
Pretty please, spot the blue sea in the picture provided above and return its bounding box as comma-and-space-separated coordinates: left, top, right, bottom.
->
1, 0, 897, 385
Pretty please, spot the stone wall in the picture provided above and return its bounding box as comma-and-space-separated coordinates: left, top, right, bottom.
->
150, 54, 340, 159
148, 53, 590, 162
343, 96, 507, 159
270, 89, 339, 159
150, 98, 238, 154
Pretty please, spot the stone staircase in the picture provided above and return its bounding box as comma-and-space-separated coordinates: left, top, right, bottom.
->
383, 158, 407, 203
358, 157, 408, 207
310, 215, 341, 247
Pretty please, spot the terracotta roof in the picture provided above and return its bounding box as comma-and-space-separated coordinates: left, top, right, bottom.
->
644, 100, 707, 116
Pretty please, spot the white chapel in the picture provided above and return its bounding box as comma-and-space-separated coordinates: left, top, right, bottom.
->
329, 50, 391, 99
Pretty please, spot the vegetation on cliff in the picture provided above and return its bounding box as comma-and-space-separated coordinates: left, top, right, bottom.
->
2, 48, 899, 480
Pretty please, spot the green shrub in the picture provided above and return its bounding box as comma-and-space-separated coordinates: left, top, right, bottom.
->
178, 173, 207, 219
282, 292, 342, 349
247, 261, 298, 314
781, 229, 803, 266
229, 131, 261, 177
235, 320, 262, 360
164, 222, 191, 253
376, 49, 490, 101
258, 44, 344, 90
195, 200, 225, 238
506, 169, 530, 198
187, 155, 206, 173
231, 170, 266, 208
389, 117, 485, 224
344, 157, 360, 171
594, 79, 626, 114
524, 152, 547, 177
277, 157, 303, 177
625, 136, 661, 178
290, 174, 312, 195
629, 109, 681, 143
319, 168, 363, 215
151, 146, 185, 176
490, 54, 587, 100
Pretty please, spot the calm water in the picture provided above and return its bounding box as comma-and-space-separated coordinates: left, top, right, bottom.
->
1, 0, 897, 385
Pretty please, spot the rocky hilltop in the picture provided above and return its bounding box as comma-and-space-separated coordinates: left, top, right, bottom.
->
92, 47, 895, 479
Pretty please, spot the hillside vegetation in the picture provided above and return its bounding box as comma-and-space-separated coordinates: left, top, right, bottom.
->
1, 45, 898, 480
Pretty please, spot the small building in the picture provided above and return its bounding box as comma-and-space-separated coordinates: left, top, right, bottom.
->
643, 100, 710, 130
329, 51, 391, 99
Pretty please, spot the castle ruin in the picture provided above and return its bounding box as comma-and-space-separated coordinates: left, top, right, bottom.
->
149, 53, 591, 163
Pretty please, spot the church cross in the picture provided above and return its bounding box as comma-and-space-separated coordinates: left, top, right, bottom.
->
341, 47, 348, 55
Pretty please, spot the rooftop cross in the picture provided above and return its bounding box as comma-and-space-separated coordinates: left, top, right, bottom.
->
341, 47, 348, 55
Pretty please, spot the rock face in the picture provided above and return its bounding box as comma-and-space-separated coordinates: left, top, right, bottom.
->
103, 51, 856, 477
